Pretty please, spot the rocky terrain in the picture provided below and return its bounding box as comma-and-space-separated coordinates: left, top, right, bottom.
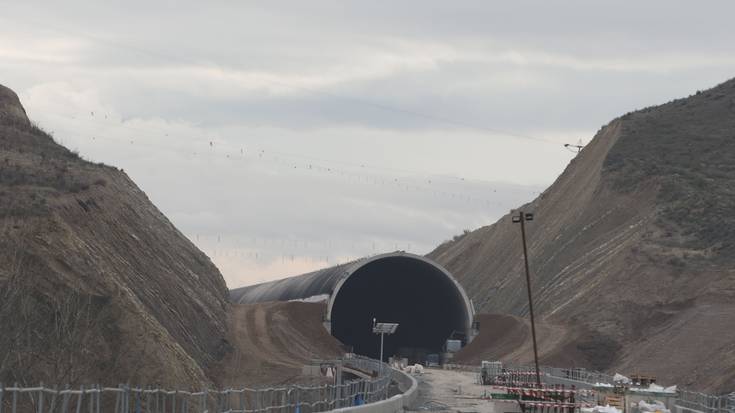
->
0, 84, 231, 388
430, 78, 735, 393
0, 84, 342, 389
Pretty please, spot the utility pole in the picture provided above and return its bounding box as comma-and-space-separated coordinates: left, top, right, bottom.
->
563, 143, 584, 153
512, 210, 542, 387
564, 139, 585, 154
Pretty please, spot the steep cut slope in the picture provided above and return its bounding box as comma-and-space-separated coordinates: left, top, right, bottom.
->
0, 84, 229, 387
213, 302, 345, 386
430, 79, 735, 392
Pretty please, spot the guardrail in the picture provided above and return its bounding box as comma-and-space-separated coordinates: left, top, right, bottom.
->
0, 356, 394, 413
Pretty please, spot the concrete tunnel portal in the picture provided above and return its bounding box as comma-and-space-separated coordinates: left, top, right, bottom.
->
230, 252, 475, 362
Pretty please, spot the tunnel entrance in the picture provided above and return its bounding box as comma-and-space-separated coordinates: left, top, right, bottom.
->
329, 255, 471, 363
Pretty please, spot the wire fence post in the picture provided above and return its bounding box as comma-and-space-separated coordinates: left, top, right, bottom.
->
96, 385, 101, 413
113, 386, 119, 413
154, 388, 159, 413
144, 387, 150, 413
88, 386, 94, 413
135, 387, 139, 413
201, 389, 207, 413
77, 384, 85, 413
293, 386, 301, 413
11, 383, 18, 413
64, 385, 74, 413
122, 386, 127, 413
37, 383, 44, 413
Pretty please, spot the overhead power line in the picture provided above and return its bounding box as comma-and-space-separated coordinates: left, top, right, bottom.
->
45, 113, 544, 208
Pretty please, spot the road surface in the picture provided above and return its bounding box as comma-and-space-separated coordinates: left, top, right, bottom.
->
407, 368, 508, 413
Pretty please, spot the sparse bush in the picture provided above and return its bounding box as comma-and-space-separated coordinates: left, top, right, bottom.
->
452, 229, 472, 242
603, 80, 735, 256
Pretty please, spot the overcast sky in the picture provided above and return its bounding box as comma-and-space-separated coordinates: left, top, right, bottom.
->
2, 1, 734, 288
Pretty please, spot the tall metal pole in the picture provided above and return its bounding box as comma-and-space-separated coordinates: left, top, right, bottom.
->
517, 210, 542, 387
379, 332, 385, 362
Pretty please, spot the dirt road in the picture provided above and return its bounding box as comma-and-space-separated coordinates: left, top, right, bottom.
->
212, 301, 344, 386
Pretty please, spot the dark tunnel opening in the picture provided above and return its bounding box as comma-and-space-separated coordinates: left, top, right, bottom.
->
330, 256, 470, 363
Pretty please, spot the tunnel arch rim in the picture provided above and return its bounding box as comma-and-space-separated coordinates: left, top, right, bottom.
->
325, 251, 475, 338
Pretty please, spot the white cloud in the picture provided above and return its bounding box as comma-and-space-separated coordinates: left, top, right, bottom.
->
2, 1, 735, 287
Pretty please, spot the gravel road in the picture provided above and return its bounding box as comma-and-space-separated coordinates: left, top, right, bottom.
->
407, 368, 504, 413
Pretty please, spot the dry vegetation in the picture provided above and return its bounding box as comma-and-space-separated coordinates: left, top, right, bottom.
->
606, 84, 735, 255
429, 78, 735, 393
0, 84, 230, 388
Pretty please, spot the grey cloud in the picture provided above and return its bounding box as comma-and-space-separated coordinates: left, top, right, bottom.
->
2, 1, 734, 286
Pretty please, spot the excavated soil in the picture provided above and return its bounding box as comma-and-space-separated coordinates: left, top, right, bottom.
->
212, 301, 345, 387
455, 313, 598, 369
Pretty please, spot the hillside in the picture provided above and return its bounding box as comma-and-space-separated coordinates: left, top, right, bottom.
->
430, 78, 735, 392
0, 84, 348, 389
0, 84, 230, 387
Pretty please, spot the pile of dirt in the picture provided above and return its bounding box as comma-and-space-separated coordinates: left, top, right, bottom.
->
430, 78, 735, 392
0, 84, 230, 388
455, 314, 620, 371
213, 301, 344, 387
454, 314, 530, 363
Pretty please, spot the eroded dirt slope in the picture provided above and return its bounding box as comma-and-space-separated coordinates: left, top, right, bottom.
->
214, 301, 344, 386
430, 79, 735, 392
0, 84, 229, 388
455, 314, 625, 371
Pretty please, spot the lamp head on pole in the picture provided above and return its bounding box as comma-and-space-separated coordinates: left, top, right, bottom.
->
511, 211, 534, 223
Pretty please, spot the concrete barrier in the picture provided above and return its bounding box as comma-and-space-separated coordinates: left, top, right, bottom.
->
392, 367, 419, 408
329, 368, 418, 413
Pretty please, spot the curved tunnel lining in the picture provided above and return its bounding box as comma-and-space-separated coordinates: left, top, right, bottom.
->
327, 255, 473, 362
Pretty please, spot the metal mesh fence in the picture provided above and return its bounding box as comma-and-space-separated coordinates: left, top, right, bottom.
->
536, 366, 615, 386
675, 390, 735, 413
0, 357, 393, 413
461, 362, 734, 413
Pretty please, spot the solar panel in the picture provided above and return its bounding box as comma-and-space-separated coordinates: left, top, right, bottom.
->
372, 322, 399, 334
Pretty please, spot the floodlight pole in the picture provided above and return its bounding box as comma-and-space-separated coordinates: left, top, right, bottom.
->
373, 320, 398, 367
513, 210, 542, 387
